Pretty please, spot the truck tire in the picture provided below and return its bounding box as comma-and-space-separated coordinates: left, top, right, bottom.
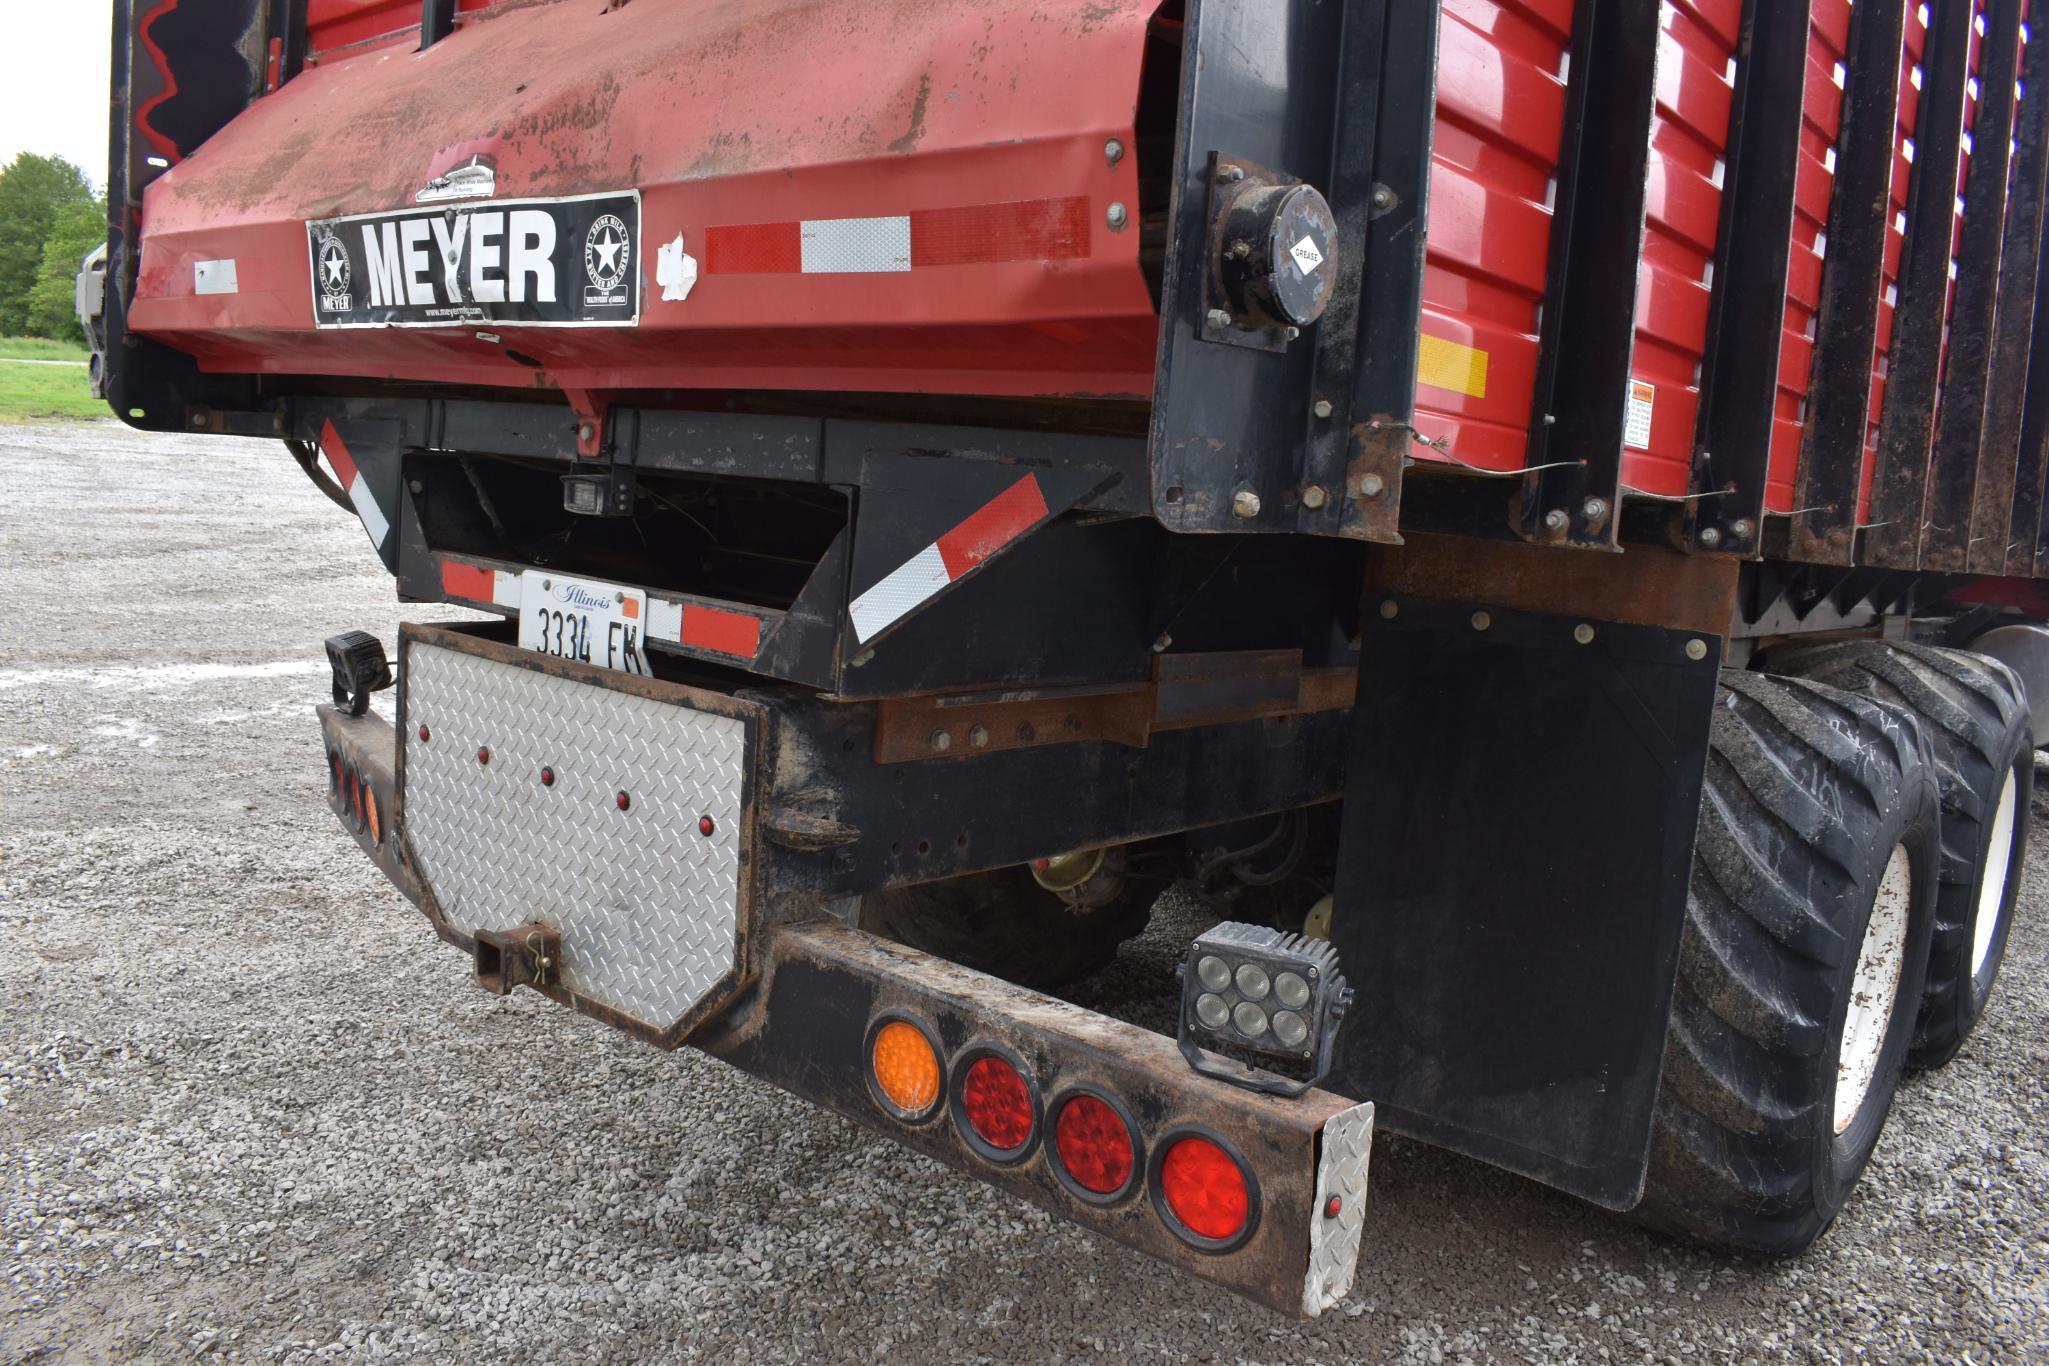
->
1763, 640, 2032, 1068
856, 867, 1155, 989
1639, 672, 1941, 1256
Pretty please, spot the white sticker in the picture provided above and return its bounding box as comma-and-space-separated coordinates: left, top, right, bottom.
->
194, 259, 239, 296
1624, 379, 1656, 450
1289, 234, 1325, 276
656, 232, 699, 302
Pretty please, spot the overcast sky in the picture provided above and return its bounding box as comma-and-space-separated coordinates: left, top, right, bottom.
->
2, 7, 115, 189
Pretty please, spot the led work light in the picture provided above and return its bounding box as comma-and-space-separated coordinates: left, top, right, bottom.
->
1177, 922, 1351, 1096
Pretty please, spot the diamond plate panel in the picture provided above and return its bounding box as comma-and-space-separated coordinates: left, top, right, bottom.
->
402, 644, 748, 1033
1303, 1100, 1375, 1317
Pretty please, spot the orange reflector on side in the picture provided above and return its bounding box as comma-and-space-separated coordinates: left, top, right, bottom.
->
869, 1019, 941, 1119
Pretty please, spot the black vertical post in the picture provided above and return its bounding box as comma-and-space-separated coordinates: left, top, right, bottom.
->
1335, 0, 1441, 546
276, 0, 308, 83
1921, 0, 2025, 571
1517, 0, 1662, 552
1684, 0, 1812, 558
421, 0, 457, 50
1862, 0, 1978, 567
1787, 0, 1909, 566
1970, 12, 2049, 573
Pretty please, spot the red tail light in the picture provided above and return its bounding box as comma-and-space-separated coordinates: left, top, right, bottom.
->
1155, 1132, 1255, 1247
1051, 1091, 1136, 1198
955, 1051, 1036, 1159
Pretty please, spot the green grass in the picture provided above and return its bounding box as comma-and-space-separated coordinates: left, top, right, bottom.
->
0, 336, 91, 362
0, 358, 107, 422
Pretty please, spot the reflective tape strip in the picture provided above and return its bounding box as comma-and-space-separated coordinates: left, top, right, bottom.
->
705, 198, 1089, 275
436, 559, 762, 659
848, 473, 1050, 643
1415, 334, 1489, 399
320, 421, 389, 549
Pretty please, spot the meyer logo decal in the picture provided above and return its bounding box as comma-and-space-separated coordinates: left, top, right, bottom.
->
305, 191, 640, 329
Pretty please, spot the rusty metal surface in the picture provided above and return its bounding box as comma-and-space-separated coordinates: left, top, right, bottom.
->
1337, 418, 1409, 544
870, 655, 1358, 765
473, 923, 562, 996
317, 702, 420, 902
1365, 532, 1740, 637
693, 920, 1365, 1318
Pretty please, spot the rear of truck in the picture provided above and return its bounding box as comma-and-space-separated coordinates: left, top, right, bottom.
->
93, 0, 2049, 1316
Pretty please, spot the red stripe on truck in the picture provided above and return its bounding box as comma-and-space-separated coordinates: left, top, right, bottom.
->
320, 420, 359, 485
440, 561, 496, 602
935, 473, 1050, 578
681, 604, 763, 658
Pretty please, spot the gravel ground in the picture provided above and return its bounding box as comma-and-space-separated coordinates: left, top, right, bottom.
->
3, 421, 2046, 1363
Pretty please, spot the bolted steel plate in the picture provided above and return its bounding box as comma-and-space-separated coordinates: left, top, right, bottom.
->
401, 642, 750, 1036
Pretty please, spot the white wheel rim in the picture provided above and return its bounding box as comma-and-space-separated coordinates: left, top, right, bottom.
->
1971, 768, 2019, 979
1836, 843, 1912, 1135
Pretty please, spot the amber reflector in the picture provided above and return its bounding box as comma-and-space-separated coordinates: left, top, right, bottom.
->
1159, 1135, 1250, 1242
363, 785, 382, 845
870, 1021, 940, 1117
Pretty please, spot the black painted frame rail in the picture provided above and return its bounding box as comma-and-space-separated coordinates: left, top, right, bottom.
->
1685, 0, 1813, 559
1861, 0, 1978, 567
1787, 0, 1909, 566
1516, 0, 1661, 552
1969, 3, 2049, 573
1921, 0, 2026, 572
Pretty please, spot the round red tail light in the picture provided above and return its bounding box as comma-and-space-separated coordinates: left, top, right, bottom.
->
1155, 1132, 1255, 1248
955, 1051, 1036, 1159
1052, 1092, 1136, 1198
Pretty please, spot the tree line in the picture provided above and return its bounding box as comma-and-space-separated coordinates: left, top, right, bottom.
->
0, 154, 106, 345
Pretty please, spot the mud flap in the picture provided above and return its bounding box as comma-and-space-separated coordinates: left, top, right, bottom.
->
1328, 594, 1721, 1209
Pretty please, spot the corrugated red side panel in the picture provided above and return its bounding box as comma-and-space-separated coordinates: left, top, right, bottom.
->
1766, 2, 1854, 514
1411, 0, 1576, 473
306, 0, 510, 56
1621, 0, 1739, 497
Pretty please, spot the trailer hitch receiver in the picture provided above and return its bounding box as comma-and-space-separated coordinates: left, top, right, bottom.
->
473, 924, 562, 996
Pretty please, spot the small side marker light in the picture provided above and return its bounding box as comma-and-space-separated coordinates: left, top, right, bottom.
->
417, 724, 430, 743
476, 746, 491, 765
616, 791, 632, 811
869, 1020, 941, 1119
540, 767, 556, 787
1325, 1194, 1343, 1219
699, 814, 716, 837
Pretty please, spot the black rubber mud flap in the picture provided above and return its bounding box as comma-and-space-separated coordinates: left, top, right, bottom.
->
1327, 597, 1722, 1209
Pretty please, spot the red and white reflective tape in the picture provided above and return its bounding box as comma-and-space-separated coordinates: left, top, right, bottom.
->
436, 560, 766, 661
704, 197, 1090, 275
848, 473, 1051, 643
320, 421, 390, 550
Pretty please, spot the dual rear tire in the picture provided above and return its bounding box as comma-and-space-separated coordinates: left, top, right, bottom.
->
1641, 646, 2031, 1256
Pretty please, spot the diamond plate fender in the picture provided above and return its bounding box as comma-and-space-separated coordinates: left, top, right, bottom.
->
393, 624, 771, 1046
1304, 1100, 1374, 1315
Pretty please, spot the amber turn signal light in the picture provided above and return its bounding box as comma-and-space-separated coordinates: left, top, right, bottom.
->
868, 1018, 942, 1120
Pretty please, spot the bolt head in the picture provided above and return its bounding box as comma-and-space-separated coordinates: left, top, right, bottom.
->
1685, 638, 1709, 661
1282, 325, 1300, 341
409, 479, 424, 494
1729, 519, 1754, 539
1378, 599, 1400, 620
1544, 508, 1570, 533
1151, 632, 1173, 653
1582, 497, 1609, 522
930, 729, 953, 753
1220, 165, 1246, 183
1698, 526, 1723, 549
1573, 623, 1595, 645
968, 725, 990, 750
1313, 399, 1334, 420
1104, 137, 1125, 165
1232, 489, 1263, 519
1355, 472, 1386, 499
1369, 186, 1395, 211
1300, 484, 1328, 510
1106, 201, 1129, 231
577, 422, 595, 442
1206, 308, 1235, 330
1471, 610, 1492, 632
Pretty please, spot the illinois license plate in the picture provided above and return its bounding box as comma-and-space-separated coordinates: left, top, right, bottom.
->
517, 574, 651, 675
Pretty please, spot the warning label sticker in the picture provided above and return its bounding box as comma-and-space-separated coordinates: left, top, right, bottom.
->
1623, 379, 1656, 450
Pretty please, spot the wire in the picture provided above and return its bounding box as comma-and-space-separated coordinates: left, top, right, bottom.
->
285, 439, 353, 512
